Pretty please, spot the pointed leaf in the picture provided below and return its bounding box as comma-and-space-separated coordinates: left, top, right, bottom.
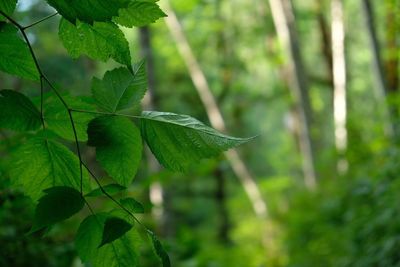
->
30, 186, 84, 232
87, 116, 142, 186
9, 137, 90, 200
44, 95, 96, 141
0, 23, 39, 80
114, 1, 166, 27
92, 63, 147, 113
76, 213, 140, 267
148, 230, 170, 267
120, 197, 144, 214
0, 0, 17, 21
46, 0, 129, 24
0, 90, 41, 131
85, 183, 126, 197
99, 217, 133, 247
140, 111, 253, 171
59, 19, 131, 67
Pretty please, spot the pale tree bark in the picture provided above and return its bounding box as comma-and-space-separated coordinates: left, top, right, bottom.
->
161, 0, 268, 218
331, 0, 348, 174
361, 0, 394, 137
267, 0, 317, 189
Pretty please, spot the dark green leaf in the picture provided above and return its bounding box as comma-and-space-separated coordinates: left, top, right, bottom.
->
0, 23, 40, 80
30, 186, 84, 233
91, 63, 147, 113
0, 90, 41, 131
46, 0, 129, 24
85, 184, 126, 197
9, 137, 90, 200
99, 217, 133, 247
59, 19, 131, 67
114, 1, 166, 27
140, 111, 254, 171
148, 230, 170, 267
76, 213, 140, 267
44, 95, 95, 141
87, 116, 142, 186
0, 0, 17, 21
120, 197, 144, 214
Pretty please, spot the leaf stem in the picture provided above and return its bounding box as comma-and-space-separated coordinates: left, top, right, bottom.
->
22, 12, 59, 30
70, 108, 141, 119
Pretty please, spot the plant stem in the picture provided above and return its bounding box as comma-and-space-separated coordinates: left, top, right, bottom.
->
22, 12, 59, 30
70, 108, 141, 119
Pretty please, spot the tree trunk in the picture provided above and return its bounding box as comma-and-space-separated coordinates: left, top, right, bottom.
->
267, 0, 317, 189
162, 0, 268, 218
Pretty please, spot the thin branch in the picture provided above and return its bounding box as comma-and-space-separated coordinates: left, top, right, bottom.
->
22, 12, 59, 30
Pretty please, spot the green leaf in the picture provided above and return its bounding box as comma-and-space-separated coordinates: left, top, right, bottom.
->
148, 230, 170, 267
99, 217, 133, 247
120, 197, 144, 214
0, 90, 41, 131
0, 23, 40, 80
0, 0, 17, 21
76, 213, 140, 267
87, 116, 142, 186
30, 186, 84, 233
46, 0, 129, 24
114, 1, 166, 27
44, 95, 95, 142
85, 183, 126, 197
91, 63, 147, 113
59, 19, 131, 67
139, 111, 253, 171
9, 137, 90, 200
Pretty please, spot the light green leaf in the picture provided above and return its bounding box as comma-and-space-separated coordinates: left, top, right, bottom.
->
92, 62, 147, 113
0, 90, 41, 131
139, 111, 253, 171
148, 230, 170, 267
0, 23, 40, 80
99, 217, 133, 247
0, 0, 17, 21
85, 183, 126, 197
30, 186, 84, 233
114, 1, 166, 27
120, 197, 144, 214
59, 19, 131, 67
9, 137, 90, 200
46, 0, 129, 24
76, 213, 140, 267
87, 116, 142, 186
44, 95, 95, 142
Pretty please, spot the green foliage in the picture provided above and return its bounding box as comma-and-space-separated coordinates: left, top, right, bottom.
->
148, 230, 171, 267
44, 95, 95, 141
0, 0, 16, 21
120, 197, 145, 214
114, 1, 167, 27
46, 0, 129, 24
140, 111, 253, 171
0, 90, 41, 131
75, 213, 140, 267
30, 186, 84, 233
86, 183, 126, 197
0, 23, 39, 80
91, 63, 146, 113
59, 19, 131, 67
100, 217, 133, 247
87, 116, 142, 186
9, 137, 90, 200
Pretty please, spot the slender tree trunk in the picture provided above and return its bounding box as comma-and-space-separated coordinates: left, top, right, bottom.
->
384, 0, 399, 94
331, 0, 348, 174
362, 0, 394, 137
139, 26, 174, 237
267, 0, 317, 189
162, 0, 268, 218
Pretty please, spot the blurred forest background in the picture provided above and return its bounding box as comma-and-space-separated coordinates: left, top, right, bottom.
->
1, 0, 400, 266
